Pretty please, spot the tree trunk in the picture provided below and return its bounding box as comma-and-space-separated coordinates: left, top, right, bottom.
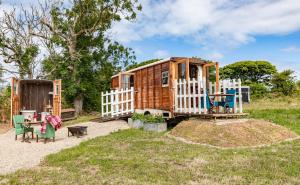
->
74, 96, 83, 116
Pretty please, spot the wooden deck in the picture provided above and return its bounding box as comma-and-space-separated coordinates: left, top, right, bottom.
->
92, 113, 132, 123
174, 113, 249, 119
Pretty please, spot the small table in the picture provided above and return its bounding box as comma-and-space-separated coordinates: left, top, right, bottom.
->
67, 126, 88, 138
209, 94, 235, 113
22, 121, 43, 143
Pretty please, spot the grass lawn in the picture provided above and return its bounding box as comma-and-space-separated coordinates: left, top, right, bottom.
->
0, 98, 299, 184
1, 132, 300, 184
244, 97, 300, 135
61, 114, 99, 127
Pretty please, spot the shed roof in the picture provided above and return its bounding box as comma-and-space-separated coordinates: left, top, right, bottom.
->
112, 57, 212, 78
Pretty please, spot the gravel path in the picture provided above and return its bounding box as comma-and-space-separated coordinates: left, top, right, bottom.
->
0, 120, 129, 175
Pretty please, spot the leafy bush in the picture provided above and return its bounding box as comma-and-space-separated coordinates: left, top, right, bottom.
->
144, 114, 165, 123
0, 87, 11, 123
248, 83, 269, 98
132, 113, 145, 121
271, 70, 296, 96
131, 113, 165, 123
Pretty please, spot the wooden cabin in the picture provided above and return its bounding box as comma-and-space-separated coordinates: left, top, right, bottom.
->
10, 78, 62, 126
110, 57, 220, 117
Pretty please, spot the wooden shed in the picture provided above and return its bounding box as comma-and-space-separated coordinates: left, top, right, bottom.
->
10, 78, 62, 126
110, 57, 220, 117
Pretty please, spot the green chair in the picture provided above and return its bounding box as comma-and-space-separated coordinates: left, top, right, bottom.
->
13, 115, 34, 140
200, 91, 214, 113
35, 123, 55, 143
215, 89, 236, 113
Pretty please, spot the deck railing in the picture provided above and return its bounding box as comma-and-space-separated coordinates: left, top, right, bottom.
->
174, 77, 208, 114
101, 87, 134, 117
174, 78, 243, 114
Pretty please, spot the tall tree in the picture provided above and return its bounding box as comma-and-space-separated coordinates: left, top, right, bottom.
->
38, 0, 141, 114
220, 61, 277, 84
0, 8, 40, 79
271, 70, 296, 96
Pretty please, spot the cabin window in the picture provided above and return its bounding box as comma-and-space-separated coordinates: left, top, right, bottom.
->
178, 63, 186, 79
162, 71, 169, 87
13, 82, 18, 95
189, 64, 198, 79
121, 74, 134, 89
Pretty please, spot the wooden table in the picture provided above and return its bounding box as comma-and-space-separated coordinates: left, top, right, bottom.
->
209, 94, 235, 113
21, 121, 43, 143
209, 94, 235, 97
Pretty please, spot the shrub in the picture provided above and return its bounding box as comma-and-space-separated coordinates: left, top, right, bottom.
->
248, 83, 269, 98
131, 113, 145, 121
131, 113, 165, 123
0, 87, 11, 123
144, 114, 165, 123
271, 70, 296, 96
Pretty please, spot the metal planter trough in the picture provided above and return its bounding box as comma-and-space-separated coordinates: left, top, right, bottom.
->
128, 118, 144, 128
143, 122, 167, 132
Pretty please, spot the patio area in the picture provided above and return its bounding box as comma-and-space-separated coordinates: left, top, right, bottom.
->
0, 120, 129, 175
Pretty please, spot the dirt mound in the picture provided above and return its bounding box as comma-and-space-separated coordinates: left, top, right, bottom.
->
169, 119, 298, 148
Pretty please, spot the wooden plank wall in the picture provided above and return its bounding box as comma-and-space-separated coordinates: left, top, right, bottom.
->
20, 81, 53, 113
111, 76, 119, 89
134, 62, 170, 111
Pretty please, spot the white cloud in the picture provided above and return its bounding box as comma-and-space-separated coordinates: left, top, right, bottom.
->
206, 52, 224, 61
282, 46, 300, 52
154, 50, 170, 59
111, 0, 300, 47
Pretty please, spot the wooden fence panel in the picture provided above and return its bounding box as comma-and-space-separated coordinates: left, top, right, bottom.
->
101, 87, 134, 117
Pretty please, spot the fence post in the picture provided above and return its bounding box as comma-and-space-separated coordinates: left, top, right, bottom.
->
111, 90, 115, 117
179, 79, 183, 112
238, 79, 243, 113
125, 88, 128, 114
105, 91, 108, 116
232, 79, 237, 113
203, 78, 207, 114
131, 87, 134, 113
174, 80, 178, 113
120, 88, 124, 115
197, 76, 201, 113
101, 92, 104, 117
188, 78, 191, 113
183, 79, 187, 113
192, 78, 196, 114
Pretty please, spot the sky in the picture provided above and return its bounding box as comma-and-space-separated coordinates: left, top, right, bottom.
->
1, 0, 300, 78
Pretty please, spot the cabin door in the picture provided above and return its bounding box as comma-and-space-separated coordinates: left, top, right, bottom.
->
11, 78, 20, 126
53, 80, 62, 117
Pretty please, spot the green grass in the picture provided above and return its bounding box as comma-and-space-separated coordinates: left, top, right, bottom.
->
1, 129, 300, 185
62, 114, 98, 127
247, 109, 300, 135
244, 96, 300, 135
0, 98, 300, 184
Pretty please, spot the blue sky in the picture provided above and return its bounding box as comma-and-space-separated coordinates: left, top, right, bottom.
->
2, 0, 300, 78
110, 0, 300, 78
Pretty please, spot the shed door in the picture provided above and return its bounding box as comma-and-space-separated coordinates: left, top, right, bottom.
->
53, 80, 62, 117
11, 78, 20, 126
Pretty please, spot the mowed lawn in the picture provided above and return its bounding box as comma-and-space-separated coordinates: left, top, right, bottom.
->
0, 98, 300, 185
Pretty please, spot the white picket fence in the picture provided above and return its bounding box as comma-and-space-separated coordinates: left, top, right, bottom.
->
174, 78, 243, 114
101, 87, 134, 117
209, 79, 243, 113
174, 77, 208, 114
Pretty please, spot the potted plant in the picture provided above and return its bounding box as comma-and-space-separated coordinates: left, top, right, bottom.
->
128, 113, 144, 128
143, 114, 167, 132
